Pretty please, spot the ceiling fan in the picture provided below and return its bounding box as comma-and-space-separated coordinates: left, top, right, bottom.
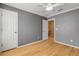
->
38, 3, 64, 11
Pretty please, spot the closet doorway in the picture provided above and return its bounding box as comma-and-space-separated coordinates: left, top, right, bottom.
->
0, 8, 18, 51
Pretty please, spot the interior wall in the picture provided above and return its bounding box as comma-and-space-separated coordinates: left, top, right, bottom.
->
0, 3, 46, 46
53, 8, 79, 47
0, 9, 2, 50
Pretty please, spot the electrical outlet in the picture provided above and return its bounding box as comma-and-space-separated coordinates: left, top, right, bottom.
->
56, 28, 58, 31
70, 40, 73, 42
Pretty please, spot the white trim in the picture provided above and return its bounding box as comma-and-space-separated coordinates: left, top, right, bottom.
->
55, 40, 79, 49
48, 18, 55, 41
54, 18, 56, 45
17, 13, 18, 47
48, 19, 55, 21
49, 6, 79, 18
17, 40, 45, 48
42, 20, 48, 40
0, 8, 18, 47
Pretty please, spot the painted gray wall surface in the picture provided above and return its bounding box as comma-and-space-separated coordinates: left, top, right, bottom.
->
0, 9, 2, 50
54, 8, 79, 47
0, 4, 46, 46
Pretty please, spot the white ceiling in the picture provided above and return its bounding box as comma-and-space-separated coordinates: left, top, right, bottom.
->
4, 3, 79, 18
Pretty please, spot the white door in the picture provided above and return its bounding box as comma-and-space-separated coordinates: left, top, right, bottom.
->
1, 9, 18, 51
42, 20, 48, 40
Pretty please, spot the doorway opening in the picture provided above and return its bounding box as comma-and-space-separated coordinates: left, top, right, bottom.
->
48, 20, 54, 39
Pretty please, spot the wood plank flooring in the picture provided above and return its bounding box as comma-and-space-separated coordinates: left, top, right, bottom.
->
0, 37, 79, 56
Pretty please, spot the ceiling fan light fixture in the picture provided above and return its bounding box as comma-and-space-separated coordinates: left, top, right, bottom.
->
46, 6, 53, 11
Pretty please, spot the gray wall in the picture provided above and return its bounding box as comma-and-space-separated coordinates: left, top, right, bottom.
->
54, 8, 79, 47
0, 10, 2, 49
0, 4, 46, 46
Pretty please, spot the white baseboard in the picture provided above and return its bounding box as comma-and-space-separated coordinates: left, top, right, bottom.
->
17, 40, 45, 48
54, 40, 79, 49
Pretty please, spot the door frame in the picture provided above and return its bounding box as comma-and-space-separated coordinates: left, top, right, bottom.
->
1, 8, 18, 51
42, 20, 48, 40
48, 18, 55, 40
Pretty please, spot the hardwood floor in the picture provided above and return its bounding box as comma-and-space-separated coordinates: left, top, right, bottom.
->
0, 37, 79, 56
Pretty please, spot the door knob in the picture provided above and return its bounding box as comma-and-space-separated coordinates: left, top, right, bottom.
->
14, 32, 17, 33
